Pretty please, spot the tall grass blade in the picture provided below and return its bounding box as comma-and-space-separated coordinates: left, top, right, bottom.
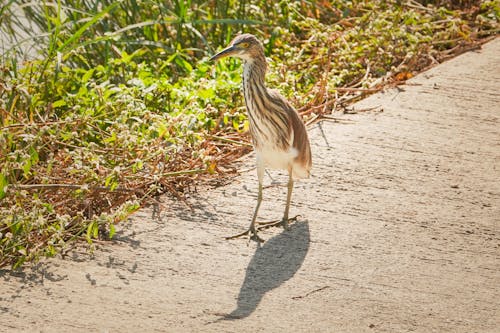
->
57, 1, 120, 53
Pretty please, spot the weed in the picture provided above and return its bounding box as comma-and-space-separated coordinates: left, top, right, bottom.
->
0, 0, 497, 268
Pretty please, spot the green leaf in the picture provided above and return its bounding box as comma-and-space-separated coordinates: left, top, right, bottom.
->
86, 221, 99, 241
86, 221, 94, 241
175, 56, 193, 72
103, 132, 117, 144
30, 146, 39, 164
0, 173, 8, 200
22, 159, 32, 178
52, 99, 66, 108
198, 88, 215, 99
104, 174, 114, 188
109, 223, 116, 239
17, 247, 27, 256
109, 181, 118, 192
81, 68, 95, 83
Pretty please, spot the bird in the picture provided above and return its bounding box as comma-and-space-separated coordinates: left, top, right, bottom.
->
210, 34, 311, 242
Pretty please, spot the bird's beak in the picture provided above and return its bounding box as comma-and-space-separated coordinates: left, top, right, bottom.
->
210, 45, 236, 61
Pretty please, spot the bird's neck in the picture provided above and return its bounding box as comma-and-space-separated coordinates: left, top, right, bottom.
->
243, 58, 267, 89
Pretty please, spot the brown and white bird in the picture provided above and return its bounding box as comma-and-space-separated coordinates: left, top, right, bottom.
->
210, 34, 311, 242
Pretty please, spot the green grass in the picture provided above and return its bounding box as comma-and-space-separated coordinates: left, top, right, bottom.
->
0, 0, 498, 268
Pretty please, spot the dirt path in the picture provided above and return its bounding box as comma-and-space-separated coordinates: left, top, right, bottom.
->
1, 38, 499, 333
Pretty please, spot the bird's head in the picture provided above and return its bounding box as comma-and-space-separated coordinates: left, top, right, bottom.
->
210, 34, 264, 63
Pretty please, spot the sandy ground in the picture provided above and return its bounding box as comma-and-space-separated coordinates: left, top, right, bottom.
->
1, 38, 499, 333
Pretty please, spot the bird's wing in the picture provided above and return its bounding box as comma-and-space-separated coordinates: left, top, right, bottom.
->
268, 89, 312, 175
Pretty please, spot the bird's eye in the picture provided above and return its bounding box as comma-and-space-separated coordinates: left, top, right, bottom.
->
240, 42, 249, 48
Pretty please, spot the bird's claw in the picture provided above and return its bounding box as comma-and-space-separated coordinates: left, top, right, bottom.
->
225, 228, 264, 243
225, 215, 300, 243
256, 215, 301, 230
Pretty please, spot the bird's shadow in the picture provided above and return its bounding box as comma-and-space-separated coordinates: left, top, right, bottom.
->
222, 220, 310, 320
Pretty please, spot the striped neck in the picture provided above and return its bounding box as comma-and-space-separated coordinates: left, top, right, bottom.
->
242, 58, 266, 90
242, 58, 268, 147
243, 57, 269, 120
241, 56, 290, 151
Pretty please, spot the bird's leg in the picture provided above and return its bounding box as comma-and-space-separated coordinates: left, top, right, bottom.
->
256, 169, 299, 230
281, 171, 294, 230
225, 182, 264, 242
225, 162, 265, 242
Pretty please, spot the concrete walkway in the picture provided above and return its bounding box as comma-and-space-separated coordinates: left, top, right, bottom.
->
1, 38, 499, 333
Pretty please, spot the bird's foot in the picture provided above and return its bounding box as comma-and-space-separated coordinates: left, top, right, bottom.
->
256, 215, 301, 231
225, 216, 300, 243
225, 226, 265, 243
